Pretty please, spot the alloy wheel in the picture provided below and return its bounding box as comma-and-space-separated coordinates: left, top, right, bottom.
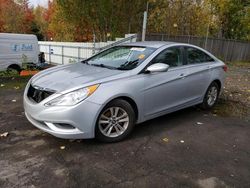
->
98, 107, 129, 138
207, 86, 218, 106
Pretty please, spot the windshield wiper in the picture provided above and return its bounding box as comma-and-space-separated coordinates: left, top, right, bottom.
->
81, 59, 89, 64
91, 63, 117, 70
118, 59, 139, 70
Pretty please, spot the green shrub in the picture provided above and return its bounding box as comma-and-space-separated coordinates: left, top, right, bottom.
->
0, 70, 20, 77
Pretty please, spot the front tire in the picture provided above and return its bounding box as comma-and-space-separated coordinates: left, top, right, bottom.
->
201, 82, 220, 110
95, 99, 135, 142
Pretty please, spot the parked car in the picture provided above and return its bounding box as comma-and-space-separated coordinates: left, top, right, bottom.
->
23, 42, 227, 142
0, 33, 40, 72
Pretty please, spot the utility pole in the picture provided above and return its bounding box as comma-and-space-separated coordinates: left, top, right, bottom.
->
205, 3, 212, 49
142, 2, 149, 41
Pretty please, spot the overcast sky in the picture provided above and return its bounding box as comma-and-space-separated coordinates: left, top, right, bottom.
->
29, 0, 48, 7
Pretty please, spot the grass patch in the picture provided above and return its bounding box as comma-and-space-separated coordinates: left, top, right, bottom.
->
214, 99, 249, 121
0, 69, 34, 90
0, 70, 20, 77
0, 76, 31, 90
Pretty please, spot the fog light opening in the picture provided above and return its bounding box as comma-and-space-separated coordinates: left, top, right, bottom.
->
44, 122, 80, 133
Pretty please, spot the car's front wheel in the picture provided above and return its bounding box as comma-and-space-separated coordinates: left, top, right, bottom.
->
201, 82, 220, 109
95, 99, 136, 142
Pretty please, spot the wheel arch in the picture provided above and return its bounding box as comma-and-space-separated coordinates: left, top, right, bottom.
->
115, 96, 139, 121
94, 95, 139, 141
99, 95, 139, 122
211, 79, 222, 92
7, 64, 22, 72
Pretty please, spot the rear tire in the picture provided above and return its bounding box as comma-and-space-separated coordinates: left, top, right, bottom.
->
201, 82, 220, 110
95, 99, 135, 142
7, 65, 22, 74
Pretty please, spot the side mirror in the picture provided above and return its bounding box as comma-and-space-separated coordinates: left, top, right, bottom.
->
146, 63, 169, 73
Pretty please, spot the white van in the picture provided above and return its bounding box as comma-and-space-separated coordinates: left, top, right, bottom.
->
0, 33, 39, 72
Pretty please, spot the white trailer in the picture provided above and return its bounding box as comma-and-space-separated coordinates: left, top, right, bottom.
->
0, 33, 39, 72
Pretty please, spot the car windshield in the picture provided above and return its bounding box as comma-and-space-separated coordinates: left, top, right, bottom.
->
83, 46, 155, 70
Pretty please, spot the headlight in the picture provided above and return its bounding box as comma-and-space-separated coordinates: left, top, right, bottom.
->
45, 84, 99, 106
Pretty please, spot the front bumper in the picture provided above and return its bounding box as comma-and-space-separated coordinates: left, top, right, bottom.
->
23, 87, 102, 139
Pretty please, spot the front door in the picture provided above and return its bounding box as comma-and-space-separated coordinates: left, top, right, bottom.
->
143, 46, 190, 117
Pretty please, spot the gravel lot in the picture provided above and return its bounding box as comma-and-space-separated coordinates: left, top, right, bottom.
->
0, 63, 249, 188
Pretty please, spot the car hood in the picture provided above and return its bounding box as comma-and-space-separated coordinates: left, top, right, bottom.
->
31, 63, 128, 93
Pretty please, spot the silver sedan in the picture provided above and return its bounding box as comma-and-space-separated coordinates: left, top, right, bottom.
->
23, 42, 226, 142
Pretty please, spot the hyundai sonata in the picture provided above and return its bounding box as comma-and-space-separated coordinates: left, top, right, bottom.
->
23, 42, 226, 142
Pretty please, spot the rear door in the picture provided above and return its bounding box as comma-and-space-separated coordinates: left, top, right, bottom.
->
183, 46, 215, 102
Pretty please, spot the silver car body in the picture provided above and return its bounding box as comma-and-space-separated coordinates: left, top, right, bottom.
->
23, 42, 225, 139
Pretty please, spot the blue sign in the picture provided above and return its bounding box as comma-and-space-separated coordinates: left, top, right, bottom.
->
11, 44, 33, 52
21, 44, 33, 51
11, 44, 20, 52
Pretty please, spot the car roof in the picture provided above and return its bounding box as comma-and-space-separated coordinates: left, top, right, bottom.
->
0, 33, 37, 40
121, 41, 176, 48
120, 41, 218, 60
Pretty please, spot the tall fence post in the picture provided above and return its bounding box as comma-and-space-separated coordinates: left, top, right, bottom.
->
92, 33, 96, 55
61, 46, 64, 64
78, 47, 80, 62
187, 35, 190, 43
49, 44, 51, 64
224, 41, 229, 62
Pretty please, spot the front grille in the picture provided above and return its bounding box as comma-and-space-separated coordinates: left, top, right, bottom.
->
27, 84, 55, 103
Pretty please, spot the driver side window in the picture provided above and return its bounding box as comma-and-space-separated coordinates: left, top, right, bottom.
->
151, 47, 182, 67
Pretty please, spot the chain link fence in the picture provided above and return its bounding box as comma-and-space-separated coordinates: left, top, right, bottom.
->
38, 34, 137, 65
141, 33, 250, 62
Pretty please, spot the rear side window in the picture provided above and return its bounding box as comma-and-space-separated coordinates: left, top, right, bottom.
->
151, 47, 182, 67
186, 47, 214, 64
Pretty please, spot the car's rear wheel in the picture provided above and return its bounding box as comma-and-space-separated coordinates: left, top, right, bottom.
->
7, 65, 22, 74
201, 82, 219, 109
95, 99, 135, 142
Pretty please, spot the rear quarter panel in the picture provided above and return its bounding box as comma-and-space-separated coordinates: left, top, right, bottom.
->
209, 61, 226, 94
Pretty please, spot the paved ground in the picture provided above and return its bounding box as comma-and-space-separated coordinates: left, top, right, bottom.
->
0, 83, 249, 188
